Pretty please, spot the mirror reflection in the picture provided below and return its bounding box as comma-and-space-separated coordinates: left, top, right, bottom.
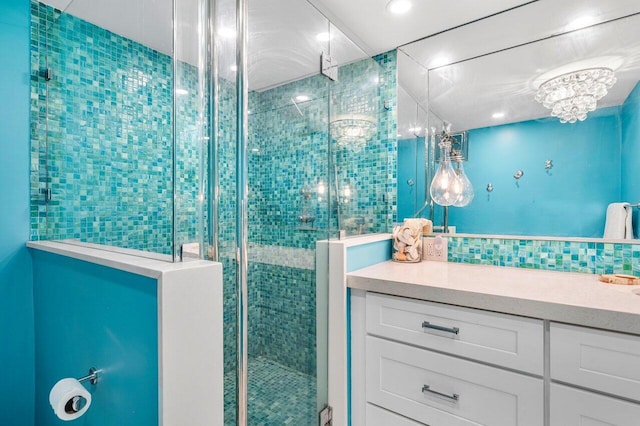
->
398, 6, 640, 239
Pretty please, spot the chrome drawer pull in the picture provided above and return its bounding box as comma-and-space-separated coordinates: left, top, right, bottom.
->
422, 384, 459, 402
422, 321, 459, 335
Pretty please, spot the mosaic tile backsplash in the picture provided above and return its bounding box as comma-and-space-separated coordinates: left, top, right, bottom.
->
448, 236, 640, 276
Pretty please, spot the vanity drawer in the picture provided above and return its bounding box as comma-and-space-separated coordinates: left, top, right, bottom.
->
366, 403, 424, 426
551, 383, 640, 426
366, 336, 543, 426
366, 292, 543, 374
550, 323, 640, 401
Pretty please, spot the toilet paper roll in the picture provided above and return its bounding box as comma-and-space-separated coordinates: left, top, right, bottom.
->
49, 378, 92, 421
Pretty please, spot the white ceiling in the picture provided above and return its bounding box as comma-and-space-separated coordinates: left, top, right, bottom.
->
39, 0, 640, 131
41, 0, 368, 91
307, 0, 531, 56
395, 0, 640, 133
427, 14, 640, 133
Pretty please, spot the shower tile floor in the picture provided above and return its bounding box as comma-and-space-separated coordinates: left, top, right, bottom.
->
224, 356, 317, 425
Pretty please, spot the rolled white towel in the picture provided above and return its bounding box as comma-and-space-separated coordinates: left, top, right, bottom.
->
603, 203, 633, 239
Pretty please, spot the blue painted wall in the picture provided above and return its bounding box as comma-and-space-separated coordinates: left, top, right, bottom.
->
0, 0, 35, 424
32, 251, 158, 425
448, 107, 622, 237
621, 82, 640, 238
346, 239, 392, 273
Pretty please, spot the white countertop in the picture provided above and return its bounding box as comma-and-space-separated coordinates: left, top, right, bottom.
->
347, 261, 640, 335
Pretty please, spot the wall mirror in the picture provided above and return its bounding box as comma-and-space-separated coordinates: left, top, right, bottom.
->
397, 1, 640, 239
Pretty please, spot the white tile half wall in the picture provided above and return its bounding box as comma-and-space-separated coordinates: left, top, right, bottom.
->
27, 241, 224, 426
249, 244, 315, 270
317, 234, 393, 426
218, 241, 316, 270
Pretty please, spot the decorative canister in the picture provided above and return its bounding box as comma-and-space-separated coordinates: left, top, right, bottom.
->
392, 219, 427, 262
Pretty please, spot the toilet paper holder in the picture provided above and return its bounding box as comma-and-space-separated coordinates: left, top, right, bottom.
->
77, 367, 99, 385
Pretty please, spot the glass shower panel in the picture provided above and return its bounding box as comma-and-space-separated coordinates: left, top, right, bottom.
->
174, 0, 211, 260
211, 0, 239, 424
30, 0, 177, 257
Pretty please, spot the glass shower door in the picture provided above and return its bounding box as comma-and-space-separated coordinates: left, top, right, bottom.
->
241, 1, 334, 423
212, 0, 395, 423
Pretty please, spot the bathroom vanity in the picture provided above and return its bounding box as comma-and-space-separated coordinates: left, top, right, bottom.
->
347, 261, 640, 426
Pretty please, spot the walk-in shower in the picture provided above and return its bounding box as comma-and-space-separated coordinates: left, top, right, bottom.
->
29, 0, 398, 423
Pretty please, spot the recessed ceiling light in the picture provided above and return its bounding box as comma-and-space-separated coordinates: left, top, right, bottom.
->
218, 27, 236, 39
492, 112, 505, 119
429, 55, 450, 69
397, 133, 403, 138
566, 14, 598, 31
386, 0, 412, 15
230, 65, 238, 72
175, 88, 188, 96
408, 126, 422, 133
295, 95, 310, 102
315, 32, 332, 42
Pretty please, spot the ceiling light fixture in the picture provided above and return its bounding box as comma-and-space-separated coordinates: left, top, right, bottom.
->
295, 95, 310, 102
386, 0, 412, 15
534, 67, 616, 124
315, 32, 332, 42
566, 14, 598, 31
492, 112, 505, 119
429, 55, 450, 69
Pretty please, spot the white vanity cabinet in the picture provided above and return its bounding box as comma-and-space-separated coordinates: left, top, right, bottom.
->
355, 292, 544, 426
346, 258, 640, 426
352, 292, 640, 426
549, 323, 640, 425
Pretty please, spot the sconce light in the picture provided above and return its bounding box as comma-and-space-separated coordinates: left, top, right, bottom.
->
429, 125, 474, 207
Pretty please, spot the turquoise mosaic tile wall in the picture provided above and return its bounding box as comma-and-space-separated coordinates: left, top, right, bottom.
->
29, 1, 204, 255
448, 236, 640, 276
248, 263, 316, 375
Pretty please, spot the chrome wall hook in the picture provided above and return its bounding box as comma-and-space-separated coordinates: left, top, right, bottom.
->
77, 368, 99, 385
545, 159, 553, 170
486, 183, 493, 192
513, 170, 524, 180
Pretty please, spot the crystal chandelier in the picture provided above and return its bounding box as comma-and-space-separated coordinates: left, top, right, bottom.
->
330, 114, 377, 151
534, 67, 616, 124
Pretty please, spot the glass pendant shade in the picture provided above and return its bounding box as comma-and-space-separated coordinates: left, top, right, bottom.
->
429, 156, 459, 206
452, 161, 474, 207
